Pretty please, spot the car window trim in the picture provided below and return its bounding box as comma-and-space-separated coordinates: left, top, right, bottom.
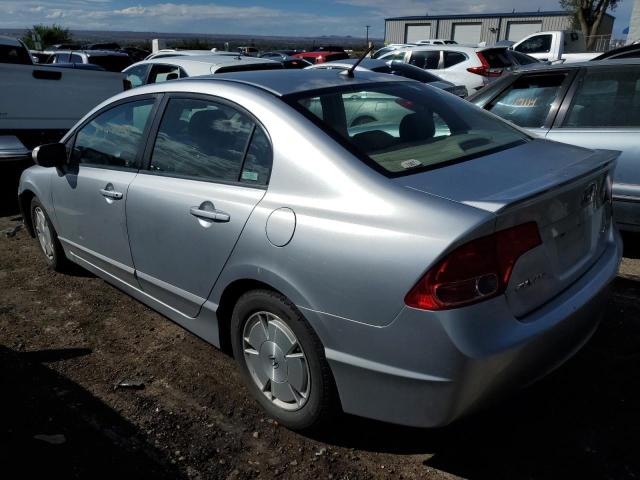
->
139, 91, 273, 189
485, 69, 577, 130
553, 64, 639, 129
66, 93, 163, 172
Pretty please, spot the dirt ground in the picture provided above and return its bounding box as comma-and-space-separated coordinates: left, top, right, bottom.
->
1, 191, 640, 479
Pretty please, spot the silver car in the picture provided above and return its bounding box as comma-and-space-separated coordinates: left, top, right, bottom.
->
19, 70, 621, 430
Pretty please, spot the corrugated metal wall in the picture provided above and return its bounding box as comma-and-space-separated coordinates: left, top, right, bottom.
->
385, 14, 581, 45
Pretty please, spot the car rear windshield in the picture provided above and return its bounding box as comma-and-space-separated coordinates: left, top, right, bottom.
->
481, 48, 512, 68
288, 82, 527, 176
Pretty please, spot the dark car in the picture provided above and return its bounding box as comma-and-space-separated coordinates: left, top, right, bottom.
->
84, 42, 121, 51
592, 43, 640, 61
468, 59, 640, 231
47, 50, 133, 72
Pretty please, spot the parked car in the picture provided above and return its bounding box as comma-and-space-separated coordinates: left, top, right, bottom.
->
120, 46, 151, 63
281, 56, 313, 69
416, 39, 457, 45
19, 69, 620, 430
512, 31, 600, 64
592, 43, 640, 60
307, 58, 468, 97
47, 50, 133, 72
84, 42, 121, 51
468, 59, 640, 231
378, 45, 520, 92
292, 50, 349, 64
145, 49, 239, 60
0, 36, 125, 156
238, 46, 260, 57
123, 55, 282, 88
259, 50, 301, 60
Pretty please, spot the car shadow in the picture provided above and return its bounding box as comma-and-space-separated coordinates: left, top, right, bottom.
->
621, 231, 640, 259
0, 345, 187, 479
312, 277, 640, 479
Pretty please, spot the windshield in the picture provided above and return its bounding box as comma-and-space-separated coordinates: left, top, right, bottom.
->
288, 82, 527, 176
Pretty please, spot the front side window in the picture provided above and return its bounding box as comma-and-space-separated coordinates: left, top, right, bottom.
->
150, 98, 272, 185
72, 99, 155, 169
487, 73, 567, 128
291, 82, 526, 176
125, 64, 149, 88
409, 50, 440, 69
515, 34, 552, 54
564, 67, 640, 128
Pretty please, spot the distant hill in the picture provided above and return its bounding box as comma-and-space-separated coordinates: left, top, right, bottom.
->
0, 28, 382, 51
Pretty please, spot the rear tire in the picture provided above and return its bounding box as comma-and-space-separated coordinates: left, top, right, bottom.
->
231, 289, 339, 431
30, 197, 69, 272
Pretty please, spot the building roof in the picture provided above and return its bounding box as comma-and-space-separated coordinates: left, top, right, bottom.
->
385, 11, 614, 21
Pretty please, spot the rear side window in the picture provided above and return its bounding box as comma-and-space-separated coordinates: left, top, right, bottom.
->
70, 54, 82, 63
443, 51, 466, 68
72, 99, 155, 169
383, 51, 408, 62
515, 35, 552, 54
409, 51, 440, 69
150, 98, 272, 185
148, 64, 183, 83
487, 73, 567, 128
564, 67, 640, 128
0, 44, 33, 64
291, 82, 526, 176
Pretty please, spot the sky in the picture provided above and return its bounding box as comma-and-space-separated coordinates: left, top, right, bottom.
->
0, 0, 634, 38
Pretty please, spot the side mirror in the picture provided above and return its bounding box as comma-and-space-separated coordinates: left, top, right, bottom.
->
32, 143, 67, 168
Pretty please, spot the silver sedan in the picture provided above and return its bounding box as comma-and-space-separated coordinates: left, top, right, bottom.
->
19, 70, 621, 430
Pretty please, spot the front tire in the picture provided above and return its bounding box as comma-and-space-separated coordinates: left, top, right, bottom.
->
231, 289, 338, 431
30, 197, 69, 272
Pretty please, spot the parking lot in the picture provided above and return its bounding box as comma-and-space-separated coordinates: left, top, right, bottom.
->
1, 200, 639, 479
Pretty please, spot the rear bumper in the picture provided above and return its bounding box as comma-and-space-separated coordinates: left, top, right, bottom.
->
306, 229, 621, 427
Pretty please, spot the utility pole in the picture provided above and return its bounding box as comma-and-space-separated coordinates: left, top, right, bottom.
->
365, 25, 370, 47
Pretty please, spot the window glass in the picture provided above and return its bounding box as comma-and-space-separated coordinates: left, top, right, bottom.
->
510, 51, 538, 65
382, 51, 407, 62
291, 82, 526, 176
54, 53, 70, 63
514, 34, 552, 54
564, 67, 640, 128
487, 73, 567, 128
150, 98, 257, 183
481, 49, 511, 68
125, 64, 149, 88
0, 44, 33, 64
241, 127, 272, 186
72, 99, 154, 168
70, 54, 82, 63
148, 64, 182, 84
409, 50, 440, 69
443, 51, 466, 68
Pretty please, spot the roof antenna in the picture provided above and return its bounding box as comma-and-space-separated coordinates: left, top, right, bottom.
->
343, 44, 375, 78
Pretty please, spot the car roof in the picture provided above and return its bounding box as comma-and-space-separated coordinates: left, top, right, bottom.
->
180, 69, 412, 96
0, 35, 23, 47
52, 50, 129, 57
308, 58, 388, 70
513, 57, 640, 71
138, 54, 278, 67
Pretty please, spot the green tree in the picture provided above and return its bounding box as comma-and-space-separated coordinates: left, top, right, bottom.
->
560, 0, 621, 49
22, 24, 73, 50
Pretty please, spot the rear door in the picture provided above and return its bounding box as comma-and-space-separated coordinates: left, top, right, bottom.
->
479, 70, 576, 137
126, 94, 273, 317
547, 65, 640, 229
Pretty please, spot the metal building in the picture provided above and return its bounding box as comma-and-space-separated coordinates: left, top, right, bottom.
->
384, 11, 614, 46
628, 0, 640, 44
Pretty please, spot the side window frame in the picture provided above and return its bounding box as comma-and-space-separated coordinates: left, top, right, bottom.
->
66, 93, 162, 172
139, 92, 273, 189
553, 65, 640, 129
484, 69, 577, 130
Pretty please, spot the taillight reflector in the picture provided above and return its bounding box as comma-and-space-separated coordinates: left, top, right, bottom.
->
405, 222, 541, 310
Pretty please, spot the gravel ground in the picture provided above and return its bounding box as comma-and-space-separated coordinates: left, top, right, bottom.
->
1, 201, 640, 479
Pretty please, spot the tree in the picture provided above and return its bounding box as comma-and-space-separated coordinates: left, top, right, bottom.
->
22, 24, 73, 50
560, 0, 621, 50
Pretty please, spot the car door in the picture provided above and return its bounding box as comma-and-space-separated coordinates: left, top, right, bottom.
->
126, 94, 273, 317
478, 70, 576, 137
50, 95, 158, 285
546, 65, 640, 229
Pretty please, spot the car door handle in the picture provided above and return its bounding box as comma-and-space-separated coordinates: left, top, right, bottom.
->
190, 206, 230, 222
100, 188, 123, 200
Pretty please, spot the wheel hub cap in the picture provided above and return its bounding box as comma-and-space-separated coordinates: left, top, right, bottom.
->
34, 207, 54, 260
243, 311, 310, 411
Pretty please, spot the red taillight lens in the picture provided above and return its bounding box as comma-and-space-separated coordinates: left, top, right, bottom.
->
405, 222, 542, 310
467, 52, 503, 77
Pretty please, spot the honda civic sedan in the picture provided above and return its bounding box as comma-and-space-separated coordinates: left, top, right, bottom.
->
19, 69, 621, 430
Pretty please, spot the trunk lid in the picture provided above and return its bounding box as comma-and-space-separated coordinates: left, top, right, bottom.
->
398, 139, 618, 317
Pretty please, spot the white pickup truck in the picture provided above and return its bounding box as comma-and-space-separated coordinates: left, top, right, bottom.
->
0, 35, 125, 161
512, 30, 600, 64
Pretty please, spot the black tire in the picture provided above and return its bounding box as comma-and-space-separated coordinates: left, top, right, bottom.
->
231, 289, 339, 431
30, 197, 70, 272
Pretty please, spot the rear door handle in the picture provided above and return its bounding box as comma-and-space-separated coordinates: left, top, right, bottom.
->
100, 188, 123, 200
190, 206, 230, 222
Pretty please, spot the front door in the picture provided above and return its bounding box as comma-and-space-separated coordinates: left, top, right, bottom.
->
51, 97, 157, 284
126, 95, 273, 317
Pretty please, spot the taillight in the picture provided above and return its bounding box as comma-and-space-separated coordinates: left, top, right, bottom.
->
467, 52, 503, 77
405, 222, 541, 310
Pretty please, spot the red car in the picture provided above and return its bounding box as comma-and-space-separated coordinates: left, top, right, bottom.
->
292, 50, 349, 64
